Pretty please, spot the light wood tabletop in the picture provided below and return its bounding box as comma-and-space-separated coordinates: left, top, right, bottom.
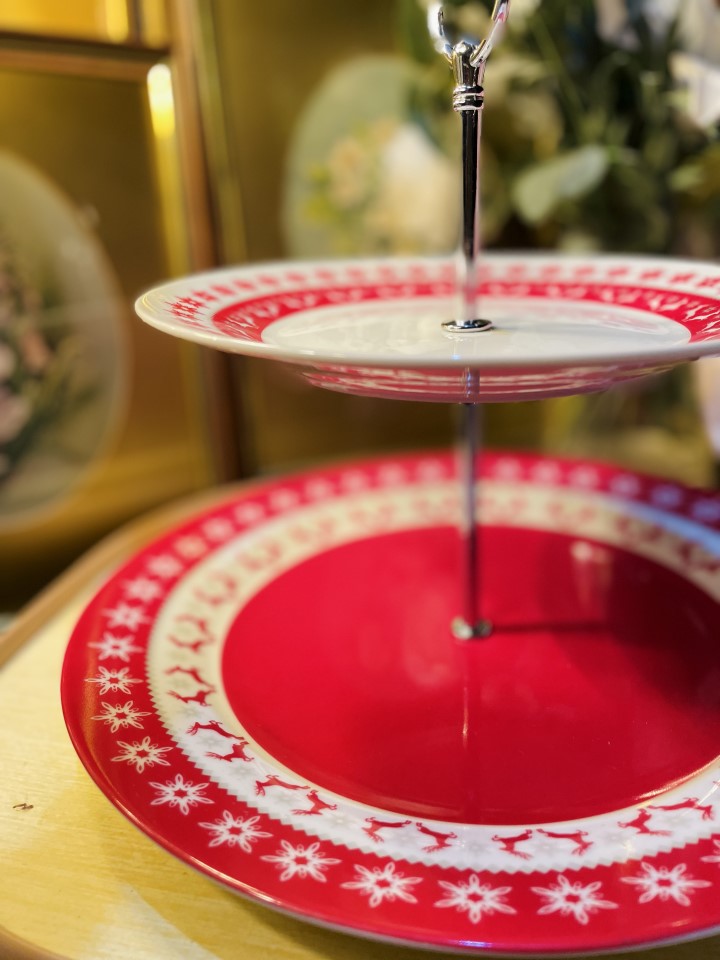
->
2, 487, 720, 960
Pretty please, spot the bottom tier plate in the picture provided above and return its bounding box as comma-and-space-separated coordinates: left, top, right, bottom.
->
62, 453, 720, 956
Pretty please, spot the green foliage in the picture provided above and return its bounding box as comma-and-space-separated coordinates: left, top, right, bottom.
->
397, 0, 720, 254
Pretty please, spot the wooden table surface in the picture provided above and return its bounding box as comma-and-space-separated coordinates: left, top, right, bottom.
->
2, 488, 720, 960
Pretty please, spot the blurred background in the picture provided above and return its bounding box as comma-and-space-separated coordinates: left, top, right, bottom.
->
0, 0, 719, 607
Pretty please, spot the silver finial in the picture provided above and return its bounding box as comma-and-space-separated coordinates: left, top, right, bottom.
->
428, 1, 510, 68
432, 1, 511, 335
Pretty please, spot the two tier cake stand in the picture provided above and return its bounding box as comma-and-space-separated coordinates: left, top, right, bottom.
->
62, 4, 720, 955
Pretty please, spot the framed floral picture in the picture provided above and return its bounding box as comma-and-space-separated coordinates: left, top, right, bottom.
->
0, 15, 242, 608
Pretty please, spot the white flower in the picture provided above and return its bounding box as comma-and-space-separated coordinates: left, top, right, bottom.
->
149, 774, 213, 815
122, 577, 164, 603
84, 666, 142, 694
262, 840, 341, 882
595, 0, 720, 127
0, 388, 30, 443
200, 812, 272, 851
103, 603, 150, 631
111, 736, 172, 772
594, 0, 635, 46
88, 633, 143, 662
622, 862, 711, 906
342, 862, 422, 908
647, 0, 720, 62
90, 700, 151, 733
596, 0, 720, 63
145, 554, 183, 578
325, 135, 376, 210
436, 875, 516, 924
672, 53, 720, 127
532, 875, 618, 926
366, 124, 460, 254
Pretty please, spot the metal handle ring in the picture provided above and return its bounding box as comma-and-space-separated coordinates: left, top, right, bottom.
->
428, 0, 511, 66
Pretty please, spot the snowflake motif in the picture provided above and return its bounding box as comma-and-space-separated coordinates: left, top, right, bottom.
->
691, 499, 720, 523
651, 485, 683, 509
103, 603, 150, 631
304, 479, 334, 500
90, 700, 151, 733
262, 840, 341, 882
701, 840, 720, 865
122, 577, 164, 603
530, 462, 561, 484
435, 875, 516, 925
377, 464, 406, 486
201, 518, 235, 542
269, 489, 300, 511
532, 875, 618, 926
149, 774, 213, 815
339, 471, 369, 491
568, 467, 600, 489
146, 554, 183, 578
84, 666, 142, 694
609, 475, 640, 497
88, 633, 143, 662
199, 812, 272, 851
494, 459, 524, 481
233, 502, 265, 523
416, 460, 446, 481
622, 863, 711, 906
111, 736, 172, 772
174, 535, 207, 559
342, 862, 422, 908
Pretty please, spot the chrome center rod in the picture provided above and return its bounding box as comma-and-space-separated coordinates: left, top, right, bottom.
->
430, 3, 511, 638
452, 402, 492, 640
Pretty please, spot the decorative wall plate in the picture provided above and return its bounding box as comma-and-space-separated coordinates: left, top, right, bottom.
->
62, 453, 720, 955
135, 255, 720, 402
0, 149, 126, 521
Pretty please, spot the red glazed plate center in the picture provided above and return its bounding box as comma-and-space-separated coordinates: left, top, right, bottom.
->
222, 525, 720, 824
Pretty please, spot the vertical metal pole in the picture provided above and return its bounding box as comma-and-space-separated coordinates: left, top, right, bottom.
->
459, 108, 481, 324
442, 43, 493, 336
430, 10, 511, 638
453, 403, 491, 640
449, 43, 492, 639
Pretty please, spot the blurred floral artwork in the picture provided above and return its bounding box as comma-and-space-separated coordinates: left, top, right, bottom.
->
283, 0, 720, 483
286, 0, 720, 259
0, 150, 125, 522
284, 56, 461, 257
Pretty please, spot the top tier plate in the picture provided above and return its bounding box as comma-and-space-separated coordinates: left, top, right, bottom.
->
135, 254, 720, 403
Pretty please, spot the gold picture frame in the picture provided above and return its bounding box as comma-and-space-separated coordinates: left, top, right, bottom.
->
0, 8, 243, 607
